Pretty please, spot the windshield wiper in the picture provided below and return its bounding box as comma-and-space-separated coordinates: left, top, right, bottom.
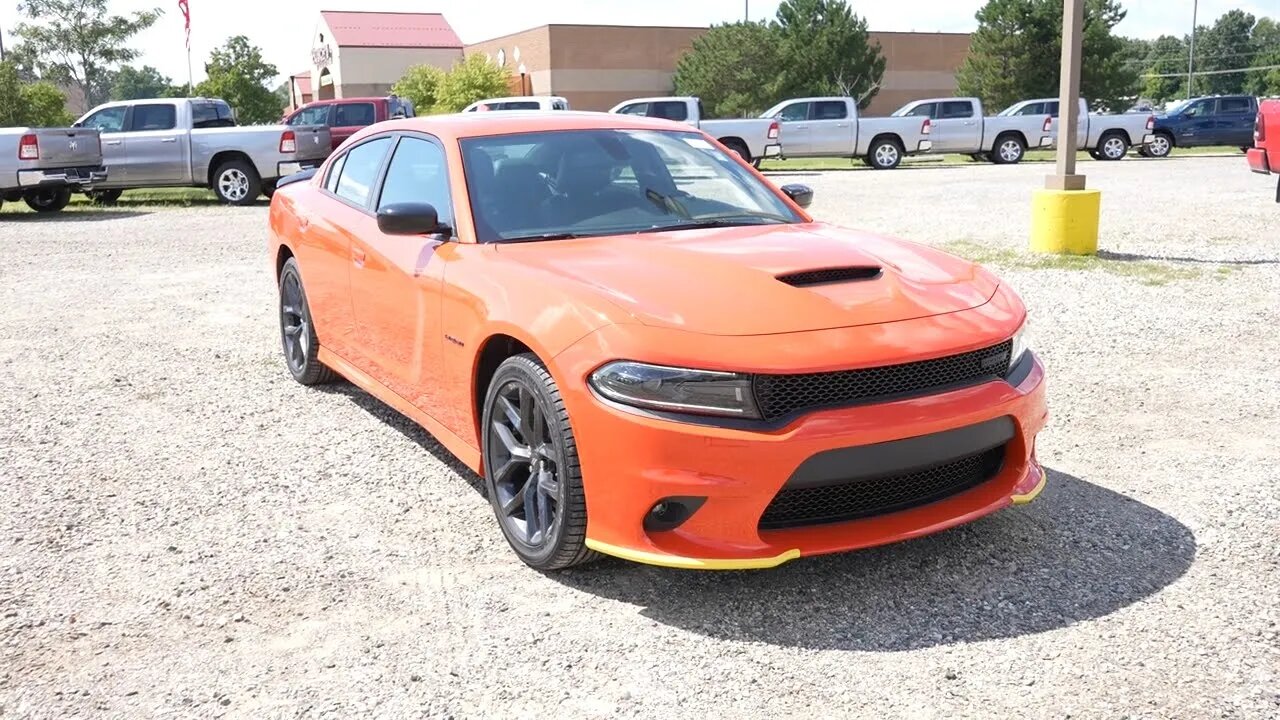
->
645, 188, 692, 219
499, 232, 594, 243
639, 211, 794, 234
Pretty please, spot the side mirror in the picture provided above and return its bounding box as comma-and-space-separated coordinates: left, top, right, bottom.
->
781, 184, 814, 209
377, 202, 451, 236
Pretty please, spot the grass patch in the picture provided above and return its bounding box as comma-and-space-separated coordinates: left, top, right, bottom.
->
1, 187, 228, 215
760, 145, 1246, 172
939, 240, 1216, 287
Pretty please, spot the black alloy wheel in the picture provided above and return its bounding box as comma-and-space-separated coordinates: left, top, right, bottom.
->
482, 354, 595, 570
278, 258, 336, 385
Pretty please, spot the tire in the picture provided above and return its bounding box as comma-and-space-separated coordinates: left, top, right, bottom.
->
23, 187, 72, 213
1097, 132, 1129, 161
212, 159, 262, 206
481, 353, 597, 571
262, 179, 278, 200
722, 139, 752, 166
867, 138, 903, 169
751, 157, 762, 170
1147, 133, 1173, 158
991, 135, 1026, 164
278, 258, 337, 386
1088, 149, 1103, 160
86, 189, 123, 206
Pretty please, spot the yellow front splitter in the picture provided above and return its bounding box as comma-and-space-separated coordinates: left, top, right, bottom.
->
1011, 467, 1048, 505
584, 539, 801, 570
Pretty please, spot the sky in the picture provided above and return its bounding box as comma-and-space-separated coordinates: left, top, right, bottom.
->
0, 0, 1275, 86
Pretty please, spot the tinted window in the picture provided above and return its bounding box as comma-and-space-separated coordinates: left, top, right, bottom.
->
335, 102, 377, 127
192, 101, 236, 129
501, 101, 542, 111
616, 103, 648, 116
333, 137, 391, 207
130, 104, 176, 131
941, 101, 975, 119
1046, 101, 1060, 117
903, 103, 935, 118
81, 106, 127, 133
1014, 102, 1044, 116
1218, 97, 1252, 114
649, 101, 689, 121
377, 137, 452, 227
552, 100, 569, 111
812, 101, 848, 120
778, 103, 810, 122
1186, 99, 1215, 117
291, 106, 330, 126
324, 153, 347, 193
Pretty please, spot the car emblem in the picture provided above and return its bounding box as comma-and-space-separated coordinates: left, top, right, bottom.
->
69, 140, 78, 151
313, 136, 319, 145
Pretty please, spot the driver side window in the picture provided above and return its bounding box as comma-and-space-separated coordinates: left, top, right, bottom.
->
81, 106, 127, 133
377, 136, 453, 230
778, 103, 810, 122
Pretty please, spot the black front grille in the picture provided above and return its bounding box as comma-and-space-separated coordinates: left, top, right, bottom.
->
752, 340, 1012, 421
758, 445, 1006, 530
778, 267, 882, 286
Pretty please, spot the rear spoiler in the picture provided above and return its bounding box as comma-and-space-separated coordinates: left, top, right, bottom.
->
277, 168, 318, 189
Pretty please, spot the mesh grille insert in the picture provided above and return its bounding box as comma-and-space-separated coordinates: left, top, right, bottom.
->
752, 340, 1013, 421
778, 267, 883, 286
759, 445, 1007, 530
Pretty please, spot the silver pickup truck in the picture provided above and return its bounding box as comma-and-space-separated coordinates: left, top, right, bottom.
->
998, 98, 1154, 160
891, 97, 1053, 164
0, 127, 107, 213
609, 96, 781, 167
761, 96, 934, 169
76, 97, 331, 205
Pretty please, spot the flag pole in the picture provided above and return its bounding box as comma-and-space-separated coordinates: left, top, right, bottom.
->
187, 46, 194, 95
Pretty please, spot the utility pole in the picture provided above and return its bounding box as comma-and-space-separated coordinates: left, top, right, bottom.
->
1050, 0, 1085, 191
745, 0, 749, 22
1186, 0, 1198, 99
1, 26, 6, 63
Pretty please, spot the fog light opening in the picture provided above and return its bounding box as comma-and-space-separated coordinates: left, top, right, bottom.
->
643, 496, 707, 533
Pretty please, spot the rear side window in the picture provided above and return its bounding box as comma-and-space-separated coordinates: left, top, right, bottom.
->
1045, 101, 1060, 117
617, 103, 649, 116
649, 101, 689, 122
1219, 97, 1252, 115
941, 101, 975, 119
333, 136, 391, 208
812, 101, 848, 120
377, 137, 452, 228
192, 101, 236, 129
291, 106, 331, 126
502, 101, 541, 111
130, 104, 177, 131
324, 153, 347, 193
335, 103, 376, 127
903, 103, 935, 118
552, 100, 569, 111
778, 103, 810, 122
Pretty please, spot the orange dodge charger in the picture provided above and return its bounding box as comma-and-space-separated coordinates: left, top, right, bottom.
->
268, 112, 1048, 571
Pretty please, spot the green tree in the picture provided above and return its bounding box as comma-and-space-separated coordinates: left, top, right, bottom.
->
111, 65, 172, 101
393, 64, 447, 114
12, 0, 162, 109
195, 36, 282, 125
774, 0, 885, 109
956, 0, 1138, 112
1244, 16, 1280, 96
673, 22, 782, 118
1138, 35, 1189, 102
0, 61, 74, 126
1192, 10, 1255, 95
435, 54, 512, 113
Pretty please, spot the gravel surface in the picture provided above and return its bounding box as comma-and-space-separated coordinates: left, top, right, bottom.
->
1, 156, 1277, 719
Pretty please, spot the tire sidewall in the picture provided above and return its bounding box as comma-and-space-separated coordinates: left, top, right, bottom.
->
1149, 134, 1173, 158
1100, 134, 1129, 160
279, 259, 315, 382
214, 161, 261, 206
25, 187, 72, 212
994, 137, 1025, 164
870, 140, 901, 169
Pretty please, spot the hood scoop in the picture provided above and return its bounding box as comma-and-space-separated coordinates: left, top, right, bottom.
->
777, 266, 883, 287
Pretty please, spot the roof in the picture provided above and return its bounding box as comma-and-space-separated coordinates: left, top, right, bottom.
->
319, 11, 463, 49
348, 111, 696, 142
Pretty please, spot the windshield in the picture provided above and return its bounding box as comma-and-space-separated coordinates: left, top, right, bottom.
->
460, 129, 803, 243
1164, 99, 1191, 115
997, 103, 1020, 117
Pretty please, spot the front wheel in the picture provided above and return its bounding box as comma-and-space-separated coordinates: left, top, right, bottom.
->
1097, 133, 1130, 161
1146, 133, 1173, 158
24, 187, 72, 213
213, 160, 262, 206
278, 258, 336, 385
867, 139, 903, 170
992, 135, 1026, 164
86, 189, 123, 205
481, 354, 596, 570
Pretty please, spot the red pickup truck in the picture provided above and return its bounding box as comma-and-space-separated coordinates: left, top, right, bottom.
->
1247, 99, 1279, 202
283, 96, 415, 151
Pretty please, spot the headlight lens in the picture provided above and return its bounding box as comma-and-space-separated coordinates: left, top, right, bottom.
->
589, 361, 760, 419
1010, 322, 1032, 368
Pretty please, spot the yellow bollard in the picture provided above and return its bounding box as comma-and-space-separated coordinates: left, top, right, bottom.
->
1030, 188, 1101, 255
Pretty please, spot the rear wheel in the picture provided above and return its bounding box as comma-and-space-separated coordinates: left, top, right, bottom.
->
213, 159, 261, 206
1098, 132, 1129, 161
278, 258, 337, 385
722, 139, 752, 166
481, 354, 596, 570
23, 187, 72, 213
867, 138, 903, 170
992, 135, 1026, 164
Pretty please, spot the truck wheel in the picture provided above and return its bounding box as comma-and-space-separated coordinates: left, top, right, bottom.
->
24, 187, 72, 213
992, 135, 1026, 164
86, 189, 123, 206
868, 139, 903, 170
1098, 133, 1129, 161
722, 139, 752, 165
1146, 133, 1173, 158
213, 160, 262, 206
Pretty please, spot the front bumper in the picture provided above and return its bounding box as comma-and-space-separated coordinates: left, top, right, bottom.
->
18, 166, 108, 188
553, 300, 1049, 570
277, 159, 324, 178
1248, 147, 1271, 174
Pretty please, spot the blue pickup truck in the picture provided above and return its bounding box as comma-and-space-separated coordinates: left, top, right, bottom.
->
1140, 95, 1259, 158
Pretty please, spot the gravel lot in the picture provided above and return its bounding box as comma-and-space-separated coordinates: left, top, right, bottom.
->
2, 156, 1277, 719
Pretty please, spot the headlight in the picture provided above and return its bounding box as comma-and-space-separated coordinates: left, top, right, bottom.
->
1010, 322, 1032, 368
589, 361, 760, 419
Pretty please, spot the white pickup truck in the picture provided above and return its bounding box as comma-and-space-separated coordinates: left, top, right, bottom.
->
609, 96, 781, 167
890, 97, 1053, 164
0, 127, 107, 213
76, 97, 331, 205
997, 98, 1155, 161
761, 96, 933, 169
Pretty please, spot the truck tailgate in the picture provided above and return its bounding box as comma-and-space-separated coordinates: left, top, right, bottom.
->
289, 126, 332, 161
31, 128, 102, 166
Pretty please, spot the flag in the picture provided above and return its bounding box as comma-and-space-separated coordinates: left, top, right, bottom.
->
178, 0, 190, 49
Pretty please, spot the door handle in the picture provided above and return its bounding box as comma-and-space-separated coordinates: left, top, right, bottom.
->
836, 123, 849, 128
964, 121, 976, 126
352, 247, 366, 268
160, 137, 178, 143
104, 140, 122, 146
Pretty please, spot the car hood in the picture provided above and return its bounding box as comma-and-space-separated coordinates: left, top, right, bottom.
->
494, 223, 998, 337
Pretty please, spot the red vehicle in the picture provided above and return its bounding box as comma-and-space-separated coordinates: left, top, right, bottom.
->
1247, 99, 1280, 202
267, 113, 1048, 571
284, 96, 415, 151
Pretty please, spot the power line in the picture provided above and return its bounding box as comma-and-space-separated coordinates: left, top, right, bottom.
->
1142, 63, 1280, 78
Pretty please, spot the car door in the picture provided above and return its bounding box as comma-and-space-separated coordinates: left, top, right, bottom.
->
772, 101, 813, 156
345, 134, 453, 415
1216, 97, 1256, 147
809, 100, 855, 156
933, 100, 979, 152
332, 101, 378, 149
123, 103, 187, 184
78, 106, 129, 182
1176, 99, 1216, 146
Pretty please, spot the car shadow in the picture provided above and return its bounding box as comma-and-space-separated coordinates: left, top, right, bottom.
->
0, 210, 152, 222
1097, 249, 1279, 266
550, 468, 1196, 652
